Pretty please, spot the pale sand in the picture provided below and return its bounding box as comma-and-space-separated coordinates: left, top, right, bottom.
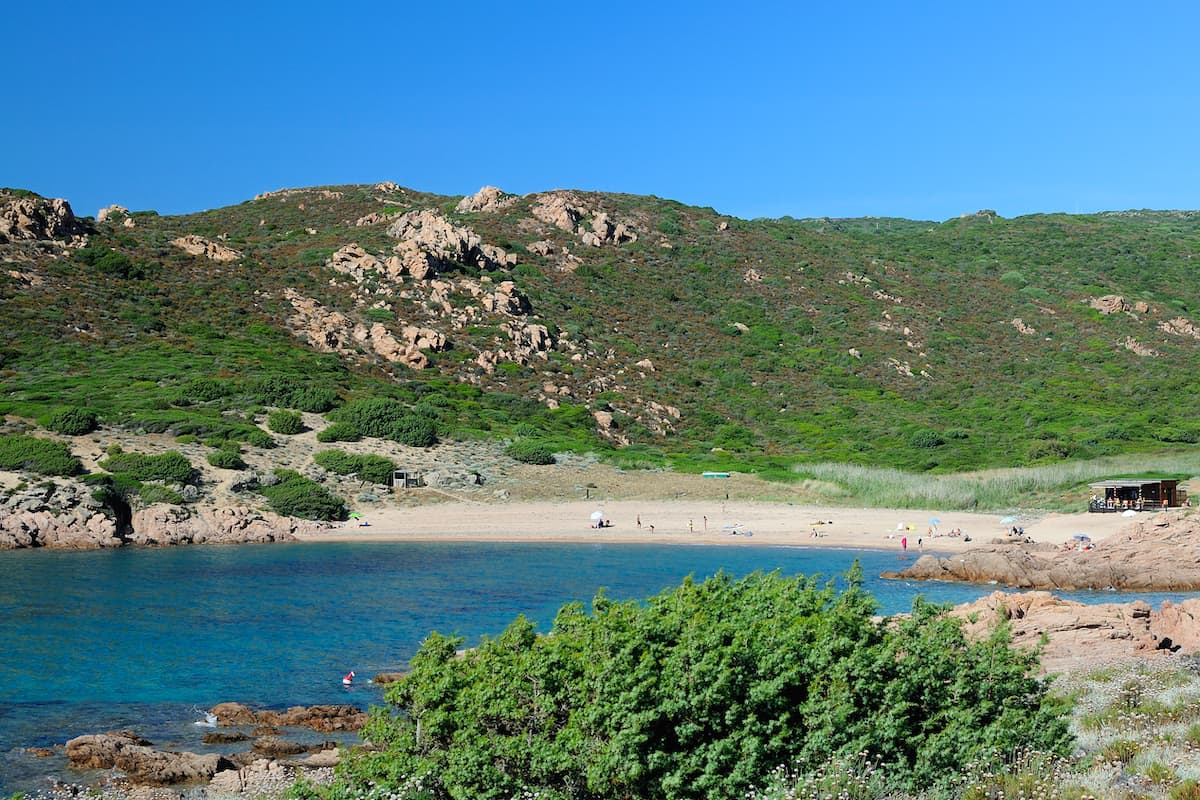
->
294, 500, 1135, 553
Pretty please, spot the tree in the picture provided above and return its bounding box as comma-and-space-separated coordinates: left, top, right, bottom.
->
339, 569, 1071, 800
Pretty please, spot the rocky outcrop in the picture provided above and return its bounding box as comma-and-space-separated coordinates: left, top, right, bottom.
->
1089, 295, 1129, 315
887, 510, 1200, 590
0, 477, 327, 550
386, 209, 516, 278
1011, 318, 1036, 335
1160, 316, 1200, 339
170, 235, 242, 263
0, 479, 122, 549
949, 591, 1200, 672
353, 210, 402, 227
530, 192, 636, 246
209, 703, 367, 732
326, 243, 405, 283
0, 193, 86, 243
455, 185, 518, 213
284, 289, 445, 369
66, 731, 235, 785
1121, 336, 1158, 357
96, 204, 129, 222
127, 505, 321, 546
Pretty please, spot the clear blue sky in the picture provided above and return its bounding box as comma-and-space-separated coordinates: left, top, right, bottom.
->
8, 1, 1200, 221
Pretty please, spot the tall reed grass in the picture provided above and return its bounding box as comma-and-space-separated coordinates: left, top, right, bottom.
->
795, 451, 1200, 511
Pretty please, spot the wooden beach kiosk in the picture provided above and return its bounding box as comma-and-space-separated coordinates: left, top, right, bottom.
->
1088, 477, 1186, 512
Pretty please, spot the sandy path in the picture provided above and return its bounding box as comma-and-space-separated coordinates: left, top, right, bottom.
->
293, 500, 1136, 553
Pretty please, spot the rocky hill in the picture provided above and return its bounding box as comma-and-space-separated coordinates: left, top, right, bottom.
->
5, 182, 1200, 482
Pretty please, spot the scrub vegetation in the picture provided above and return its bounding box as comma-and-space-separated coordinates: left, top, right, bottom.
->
5, 185, 1200, 481
299, 569, 1072, 800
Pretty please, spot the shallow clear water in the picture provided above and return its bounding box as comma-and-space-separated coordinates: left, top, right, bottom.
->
0, 541, 1192, 793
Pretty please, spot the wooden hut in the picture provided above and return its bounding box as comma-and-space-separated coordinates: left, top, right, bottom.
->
1087, 478, 1185, 512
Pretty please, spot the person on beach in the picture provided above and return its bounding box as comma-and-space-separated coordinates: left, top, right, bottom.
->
901, 536, 907, 551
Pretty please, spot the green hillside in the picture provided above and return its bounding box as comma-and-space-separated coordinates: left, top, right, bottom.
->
4, 184, 1200, 475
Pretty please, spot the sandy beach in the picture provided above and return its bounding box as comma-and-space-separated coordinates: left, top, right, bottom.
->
294, 499, 1136, 553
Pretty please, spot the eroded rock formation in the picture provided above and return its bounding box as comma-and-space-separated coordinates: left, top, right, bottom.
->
170, 235, 243, 263
386, 208, 516, 277
0, 193, 86, 243
67, 732, 235, 785
888, 510, 1200, 590
950, 591, 1200, 672
530, 191, 636, 246
455, 185, 518, 213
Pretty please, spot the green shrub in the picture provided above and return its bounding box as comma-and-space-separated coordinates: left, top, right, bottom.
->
176, 378, 231, 404
75, 242, 145, 279
349, 570, 1071, 800
207, 449, 247, 470
44, 408, 99, 436
909, 429, 945, 448
505, 440, 556, 464
267, 409, 305, 435
243, 428, 276, 449
138, 483, 185, 505
316, 422, 360, 443
0, 434, 82, 476
390, 415, 437, 447
258, 469, 346, 520
99, 450, 196, 484
314, 450, 396, 485
327, 397, 408, 437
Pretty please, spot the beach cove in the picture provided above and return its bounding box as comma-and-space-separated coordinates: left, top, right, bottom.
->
2, 523, 1193, 795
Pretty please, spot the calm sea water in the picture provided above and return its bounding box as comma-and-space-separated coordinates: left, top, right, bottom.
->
0, 541, 1192, 793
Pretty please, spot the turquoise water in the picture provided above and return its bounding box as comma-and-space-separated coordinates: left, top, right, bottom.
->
0, 541, 1193, 793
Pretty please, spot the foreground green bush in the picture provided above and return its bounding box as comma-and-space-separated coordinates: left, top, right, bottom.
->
0, 434, 82, 476
99, 450, 196, 484
257, 469, 345, 520
314, 450, 396, 485
505, 439, 556, 464
343, 569, 1071, 800
44, 407, 99, 435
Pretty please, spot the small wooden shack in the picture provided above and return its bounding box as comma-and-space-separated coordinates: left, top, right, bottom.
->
1087, 477, 1185, 512
391, 469, 423, 489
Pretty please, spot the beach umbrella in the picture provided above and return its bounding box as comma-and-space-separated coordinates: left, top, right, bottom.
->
1000, 516, 1017, 524
928, 518, 941, 525
1072, 533, 1091, 540
1122, 509, 1137, 517
348, 512, 362, 519
590, 510, 604, 521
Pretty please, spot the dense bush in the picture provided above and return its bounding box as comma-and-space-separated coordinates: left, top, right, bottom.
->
326, 398, 437, 447
316, 422, 360, 443
345, 569, 1070, 800
390, 415, 437, 447
314, 449, 396, 485
257, 469, 345, 520
505, 440, 556, 465
267, 409, 305, 435
207, 449, 247, 470
99, 450, 196, 484
44, 407, 99, 435
0, 434, 82, 476
74, 242, 145, 279
248, 378, 340, 413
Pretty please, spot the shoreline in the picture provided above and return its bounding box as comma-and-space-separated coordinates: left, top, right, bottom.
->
292, 499, 1136, 553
